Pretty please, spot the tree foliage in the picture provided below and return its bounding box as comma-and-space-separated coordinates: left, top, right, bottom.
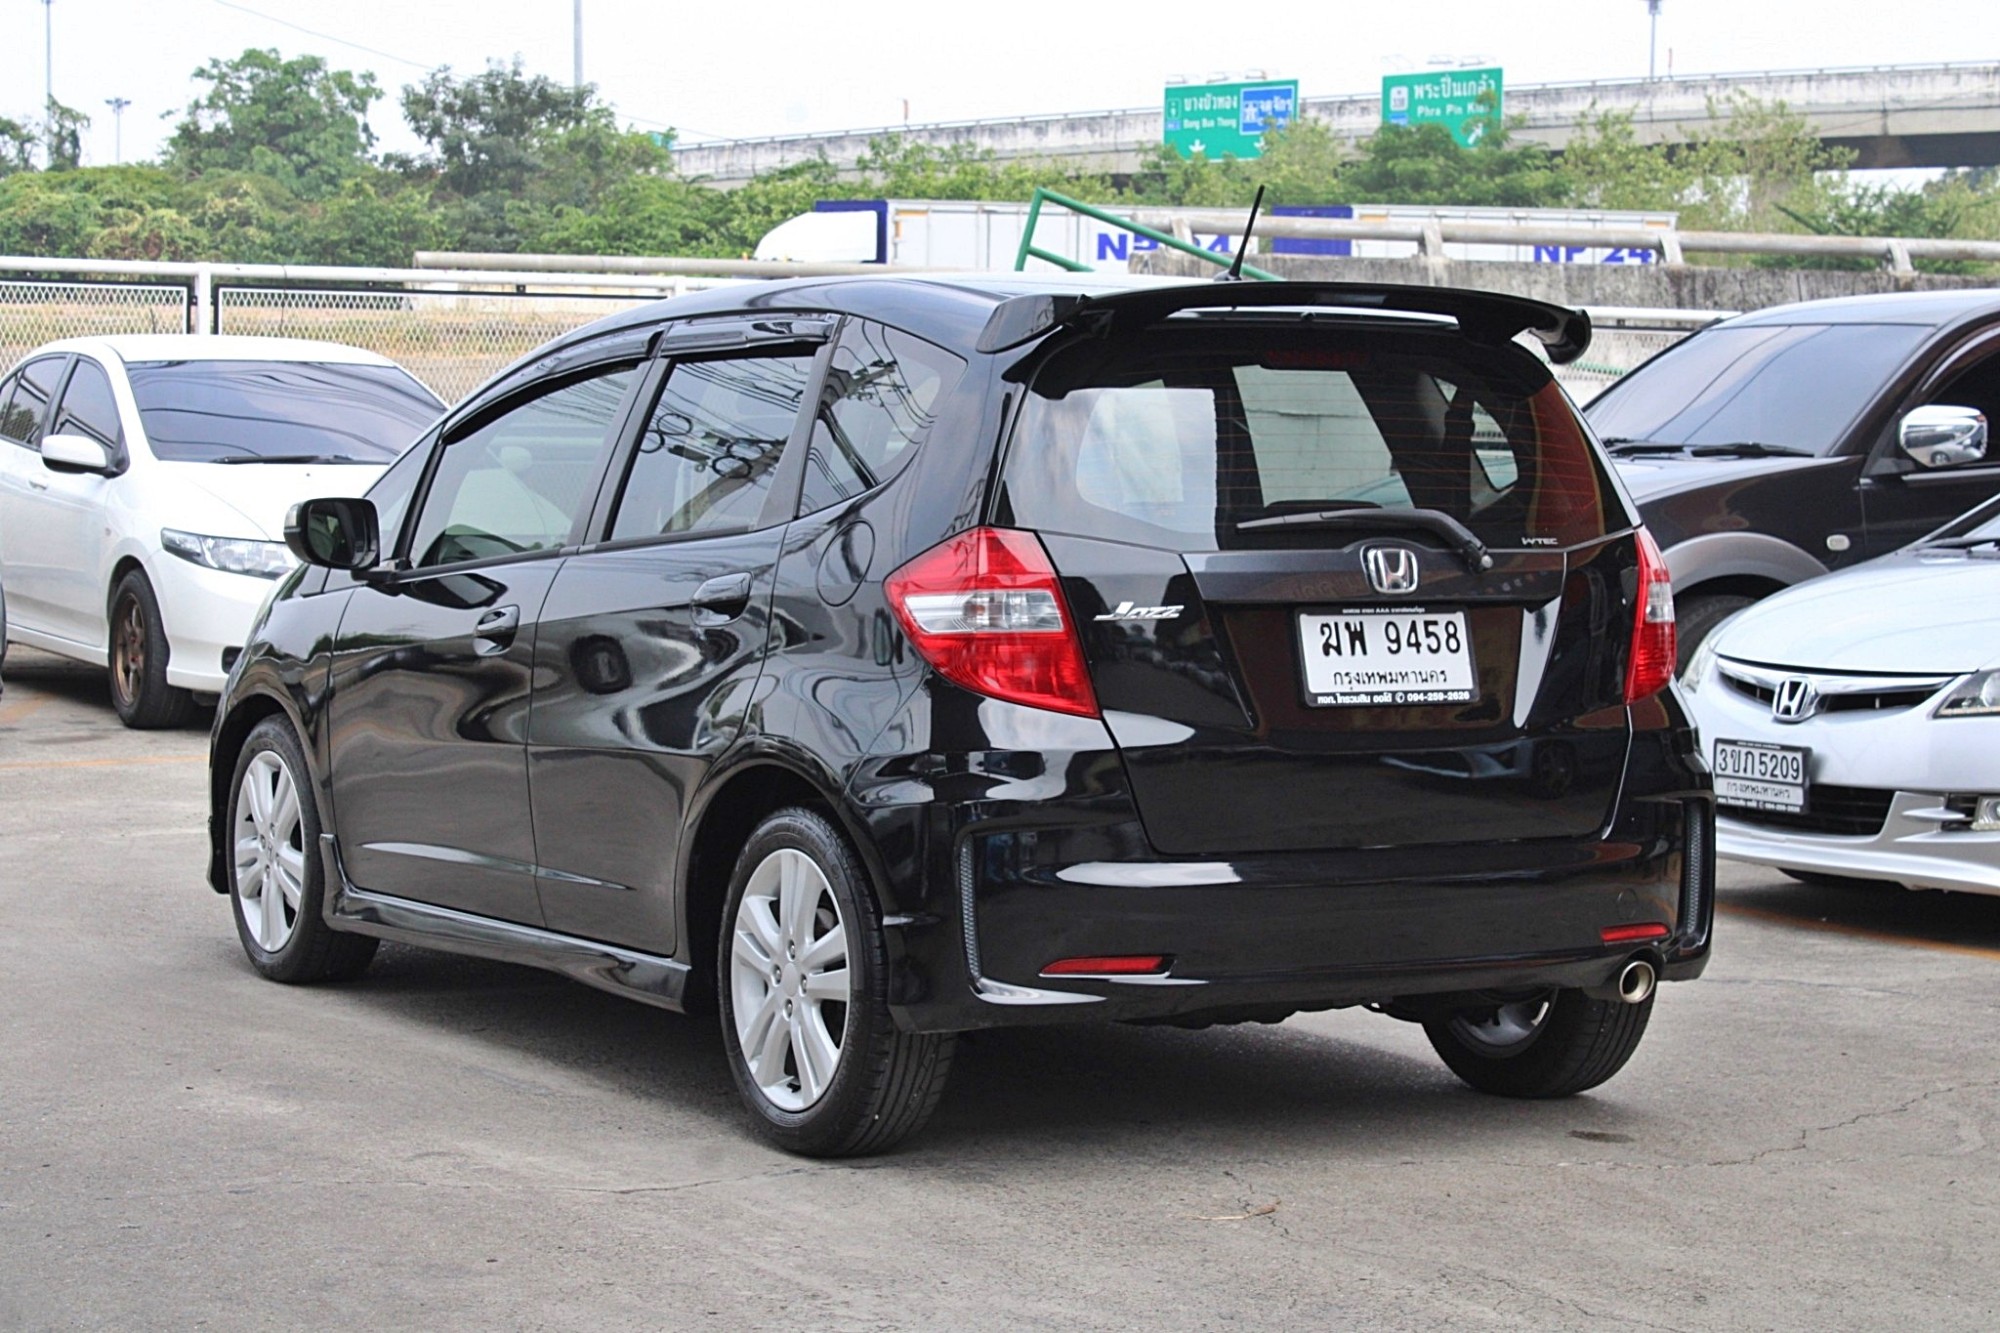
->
0, 49, 1996, 270
166, 49, 380, 198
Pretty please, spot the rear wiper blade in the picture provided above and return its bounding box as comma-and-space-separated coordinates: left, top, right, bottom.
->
1684, 442, 1811, 458
1236, 507, 1494, 572
1604, 440, 1687, 456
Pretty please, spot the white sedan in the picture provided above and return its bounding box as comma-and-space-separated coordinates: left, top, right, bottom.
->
1683, 495, 2000, 896
0, 336, 442, 726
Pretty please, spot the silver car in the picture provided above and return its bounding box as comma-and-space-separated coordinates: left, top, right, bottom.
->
1684, 494, 2000, 895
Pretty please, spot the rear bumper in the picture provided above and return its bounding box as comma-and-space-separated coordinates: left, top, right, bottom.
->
850, 693, 1711, 1034
865, 798, 1712, 1035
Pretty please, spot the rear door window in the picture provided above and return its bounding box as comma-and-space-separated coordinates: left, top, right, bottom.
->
608, 352, 815, 541
1001, 327, 1614, 551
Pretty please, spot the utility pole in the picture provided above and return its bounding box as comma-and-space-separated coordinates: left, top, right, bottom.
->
573, 0, 583, 90
43, 0, 54, 164
1645, 0, 1663, 81
104, 97, 130, 164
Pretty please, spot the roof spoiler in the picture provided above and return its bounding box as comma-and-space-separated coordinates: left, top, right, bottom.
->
975, 281, 1592, 364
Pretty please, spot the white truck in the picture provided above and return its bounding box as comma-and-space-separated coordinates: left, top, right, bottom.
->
754, 199, 1678, 272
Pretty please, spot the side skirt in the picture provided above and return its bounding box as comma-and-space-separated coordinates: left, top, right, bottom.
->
318, 833, 691, 1013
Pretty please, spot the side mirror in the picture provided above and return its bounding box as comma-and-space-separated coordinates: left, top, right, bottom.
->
1899, 405, 1988, 469
285, 497, 381, 571
41, 432, 113, 474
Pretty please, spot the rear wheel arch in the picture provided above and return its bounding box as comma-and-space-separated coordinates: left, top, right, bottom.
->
679, 758, 882, 1016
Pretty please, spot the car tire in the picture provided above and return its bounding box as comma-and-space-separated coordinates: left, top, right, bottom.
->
1423, 988, 1652, 1099
108, 570, 198, 729
227, 715, 379, 984
718, 806, 955, 1157
1675, 592, 1756, 674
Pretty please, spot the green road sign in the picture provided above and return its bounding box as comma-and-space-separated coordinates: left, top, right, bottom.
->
1163, 79, 1300, 160
1381, 67, 1503, 147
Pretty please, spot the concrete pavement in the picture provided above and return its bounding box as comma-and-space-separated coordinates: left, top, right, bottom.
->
3, 647, 1996, 1331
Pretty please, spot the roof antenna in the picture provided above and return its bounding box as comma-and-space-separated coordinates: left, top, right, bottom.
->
1216, 185, 1267, 283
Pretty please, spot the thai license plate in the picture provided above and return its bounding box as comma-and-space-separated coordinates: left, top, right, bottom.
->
1713, 739, 1810, 813
1297, 608, 1475, 707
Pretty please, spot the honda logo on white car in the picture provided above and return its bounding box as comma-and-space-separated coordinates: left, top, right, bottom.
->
1363, 546, 1420, 595
1771, 677, 1820, 723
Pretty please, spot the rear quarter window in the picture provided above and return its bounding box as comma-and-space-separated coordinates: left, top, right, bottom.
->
999, 326, 1616, 552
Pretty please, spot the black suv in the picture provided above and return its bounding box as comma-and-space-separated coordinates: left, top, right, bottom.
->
208, 277, 1712, 1155
1585, 290, 2000, 662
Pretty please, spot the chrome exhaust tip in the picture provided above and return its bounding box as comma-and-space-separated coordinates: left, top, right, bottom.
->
1616, 958, 1657, 1005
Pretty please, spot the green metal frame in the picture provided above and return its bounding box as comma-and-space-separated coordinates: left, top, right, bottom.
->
1012, 188, 1281, 282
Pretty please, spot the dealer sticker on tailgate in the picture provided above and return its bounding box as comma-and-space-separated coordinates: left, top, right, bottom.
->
1297, 608, 1476, 707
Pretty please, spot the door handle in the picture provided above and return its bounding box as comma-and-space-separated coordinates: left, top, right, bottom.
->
473, 605, 520, 654
27, 478, 48, 491
691, 573, 754, 626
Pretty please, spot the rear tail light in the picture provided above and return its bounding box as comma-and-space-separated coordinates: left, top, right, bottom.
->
885, 526, 1100, 718
1624, 528, 1677, 702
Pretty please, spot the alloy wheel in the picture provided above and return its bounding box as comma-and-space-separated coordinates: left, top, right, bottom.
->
729, 848, 850, 1112
111, 595, 144, 709
234, 751, 306, 952
1449, 996, 1553, 1054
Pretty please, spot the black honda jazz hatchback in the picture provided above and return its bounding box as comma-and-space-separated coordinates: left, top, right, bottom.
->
208, 276, 1713, 1155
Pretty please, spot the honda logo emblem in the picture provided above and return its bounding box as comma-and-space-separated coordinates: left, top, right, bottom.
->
1363, 545, 1420, 595
1771, 677, 1819, 723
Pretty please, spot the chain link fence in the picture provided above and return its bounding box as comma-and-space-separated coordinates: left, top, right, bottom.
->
215, 287, 665, 403
1, 281, 189, 375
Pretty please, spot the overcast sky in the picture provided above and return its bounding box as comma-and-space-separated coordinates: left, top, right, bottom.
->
2, 0, 1992, 168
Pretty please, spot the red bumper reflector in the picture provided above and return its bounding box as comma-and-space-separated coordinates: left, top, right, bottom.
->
1040, 955, 1169, 976
1601, 923, 1670, 944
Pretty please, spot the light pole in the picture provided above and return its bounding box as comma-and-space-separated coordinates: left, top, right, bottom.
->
1645, 0, 1663, 81
573, 0, 583, 90
43, 0, 54, 164
104, 97, 130, 164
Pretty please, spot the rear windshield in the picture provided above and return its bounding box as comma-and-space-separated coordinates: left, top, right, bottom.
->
127, 361, 443, 464
1583, 323, 1930, 453
999, 325, 1619, 551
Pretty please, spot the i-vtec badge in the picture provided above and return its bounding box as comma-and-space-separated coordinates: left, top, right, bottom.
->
1094, 601, 1183, 622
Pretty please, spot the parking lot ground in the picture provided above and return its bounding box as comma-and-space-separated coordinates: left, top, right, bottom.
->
3, 644, 1997, 1332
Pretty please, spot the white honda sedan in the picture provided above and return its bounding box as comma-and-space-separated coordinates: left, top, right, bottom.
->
1683, 494, 2000, 896
0, 336, 442, 726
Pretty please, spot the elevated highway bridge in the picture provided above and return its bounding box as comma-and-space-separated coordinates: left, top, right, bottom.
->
672, 62, 2000, 185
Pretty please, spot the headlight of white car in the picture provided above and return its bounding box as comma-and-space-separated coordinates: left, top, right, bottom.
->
160, 528, 295, 579
1680, 629, 1724, 694
1935, 671, 2000, 718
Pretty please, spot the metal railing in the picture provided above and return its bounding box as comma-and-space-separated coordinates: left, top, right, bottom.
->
0, 251, 1729, 403
1127, 208, 2000, 274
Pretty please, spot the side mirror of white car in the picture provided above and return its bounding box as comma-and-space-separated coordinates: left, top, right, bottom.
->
1898, 404, 1988, 469
40, 432, 115, 474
